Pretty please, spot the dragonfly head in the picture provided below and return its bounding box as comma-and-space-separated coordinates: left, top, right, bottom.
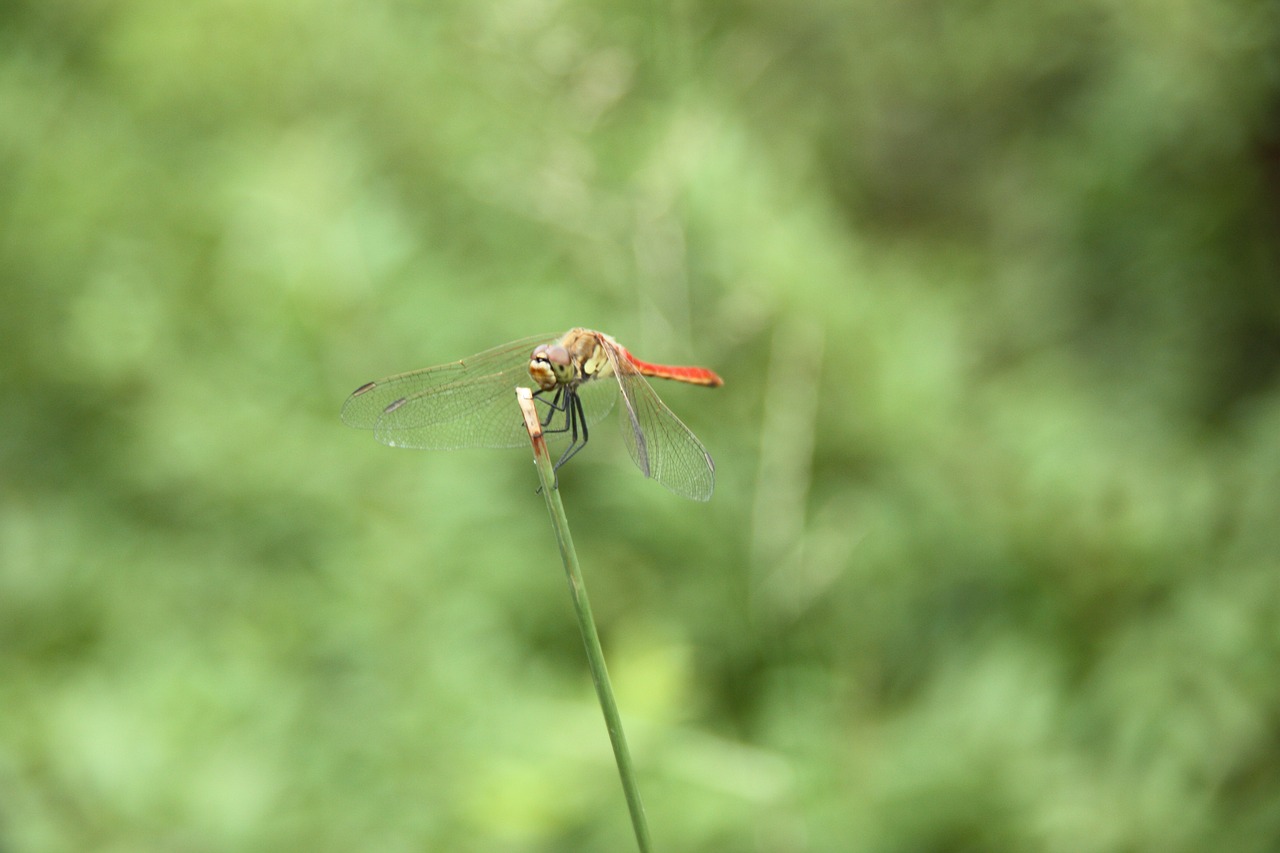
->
529, 344, 574, 391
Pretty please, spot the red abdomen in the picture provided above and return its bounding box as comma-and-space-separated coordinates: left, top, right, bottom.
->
623, 351, 724, 387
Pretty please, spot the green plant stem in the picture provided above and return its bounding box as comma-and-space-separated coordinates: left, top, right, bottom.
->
517, 390, 653, 853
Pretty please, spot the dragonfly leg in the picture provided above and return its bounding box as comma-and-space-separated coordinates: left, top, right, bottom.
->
530, 388, 589, 492
524, 387, 567, 491
536, 387, 574, 434
531, 387, 582, 493
552, 390, 590, 473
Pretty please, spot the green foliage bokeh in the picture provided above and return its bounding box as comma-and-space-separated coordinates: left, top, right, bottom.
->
3, 0, 1280, 850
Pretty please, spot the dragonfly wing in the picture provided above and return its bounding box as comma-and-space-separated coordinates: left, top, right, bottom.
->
575, 379, 618, 428
603, 345, 716, 501
341, 334, 558, 449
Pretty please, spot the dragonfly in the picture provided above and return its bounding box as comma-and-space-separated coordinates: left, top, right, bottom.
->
341, 328, 723, 501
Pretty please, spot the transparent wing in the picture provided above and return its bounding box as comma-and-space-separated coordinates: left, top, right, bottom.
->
341, 334, 558, 449
600, 340, 716, 501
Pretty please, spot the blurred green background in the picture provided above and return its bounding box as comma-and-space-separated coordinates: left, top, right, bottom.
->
4, 0, 1280, 850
